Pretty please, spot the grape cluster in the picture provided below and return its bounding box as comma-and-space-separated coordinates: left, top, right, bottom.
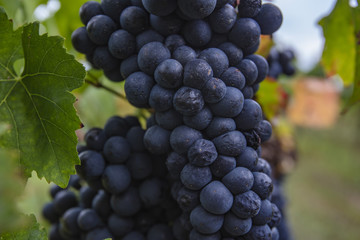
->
267, 48, 296, 79
70, 0, 285, 239
42, 116, 181, 240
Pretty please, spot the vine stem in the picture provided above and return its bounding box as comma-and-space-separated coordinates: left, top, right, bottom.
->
85, 79, 127, 100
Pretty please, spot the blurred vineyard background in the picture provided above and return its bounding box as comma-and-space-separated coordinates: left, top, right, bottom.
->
1, 0, 360, 239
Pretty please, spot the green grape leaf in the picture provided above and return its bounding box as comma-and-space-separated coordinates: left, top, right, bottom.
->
256, 78, 282, 119
319, 0, 356, 86
344, 6, 360, 110
0, 8, 85, 187
0, 214, 47, 240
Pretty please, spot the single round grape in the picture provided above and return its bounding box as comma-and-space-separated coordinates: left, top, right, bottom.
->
190, 206, 224, 234
222, 167, 254, 195
183, 20, 212, 48
120, 6, 149, 35
103, 116, 128, 138
77, 209, 102, 232
101, 165, 131, 194
209, 3, 237, 34
173, 87, 205, 116
79, 1, 103, 25
200, 181, 233, 214
108, 29, 136, 60
235, 99, 263, 131
71, 27, 96, 55
103, 136, 131, 163
170, 125, 203, 154
86, 15, 117, 45
254, 3, 283, 35
236, 147, 258, 171
180, 164, 212, 190
124, 72, 154, 108
143, 125, 171, 154
149, 84, 174, 112
210, 87, 244, 118
252, 172, 273, 199
188, 139, 218, 167
154, 59, 183, 89
231, 190, 261, 219
53, 191, 78, 216
138, 42, 171, 75
212, 131, 247, 157
183, 59, 213, 89
221, 67, 246, 90
229, 18, 261, 50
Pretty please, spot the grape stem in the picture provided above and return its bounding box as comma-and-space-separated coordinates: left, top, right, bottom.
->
85, 79, 127, 100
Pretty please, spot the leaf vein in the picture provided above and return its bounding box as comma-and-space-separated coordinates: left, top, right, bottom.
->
31, 93, 72, 119
40, 118, 77, 144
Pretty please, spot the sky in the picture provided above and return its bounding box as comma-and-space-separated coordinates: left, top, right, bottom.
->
269, 0, 338, 71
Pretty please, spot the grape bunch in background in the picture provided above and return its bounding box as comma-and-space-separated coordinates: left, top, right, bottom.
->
43, 116, 182, 240
68, 0, 285, 239
267, 48, 296, 79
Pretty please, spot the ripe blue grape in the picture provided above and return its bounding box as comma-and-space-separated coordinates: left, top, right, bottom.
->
108, 29, 136, 59
254, 3, 283, 35
180, 164, 212, 190
79, 1, 103, 25
209, 4, 237, 34
222, 167, 254, 195
231, 190, 261, 219
183, 59, 213, 89
190, 206, 224, 234
86, 15, 117, 45
229, 18, 261, 50
188, 139, 218, 167
183, 20, 212, 48
138, 42, 171, 75
200, 181, 233, 214
124, 72, 154, 108
154, 59, 183, 89
120, 6, 149, 35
